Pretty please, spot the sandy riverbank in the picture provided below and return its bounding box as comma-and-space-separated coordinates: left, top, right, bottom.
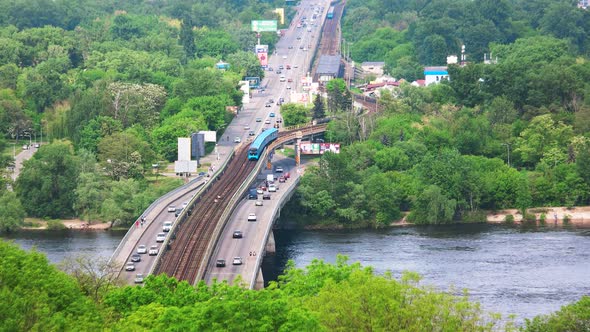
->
486, 206, 590, 226
22, 219, 113, 230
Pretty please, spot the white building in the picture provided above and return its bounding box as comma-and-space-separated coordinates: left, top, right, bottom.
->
424, 66, 449, 85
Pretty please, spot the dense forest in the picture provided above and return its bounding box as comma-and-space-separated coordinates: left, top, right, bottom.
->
2, 241, 589, 331
0, 0, 290, 229
283, 0, 590, 227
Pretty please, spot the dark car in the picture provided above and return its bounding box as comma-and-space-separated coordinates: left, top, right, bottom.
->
131, 254, 141, 262
216, 259, 226, 267
263, 193, 271, 200
233, 230, 243, 238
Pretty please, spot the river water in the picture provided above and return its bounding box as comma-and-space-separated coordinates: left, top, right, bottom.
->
2, 224, 589, 323
261, 224, 590, 323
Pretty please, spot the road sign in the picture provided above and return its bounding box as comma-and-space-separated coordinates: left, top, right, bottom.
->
251, 20, 278, 32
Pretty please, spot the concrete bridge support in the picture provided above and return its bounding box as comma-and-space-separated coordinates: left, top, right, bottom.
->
265, 230, 276, 254
255, 269, 265, 290
295, 138, 301, 165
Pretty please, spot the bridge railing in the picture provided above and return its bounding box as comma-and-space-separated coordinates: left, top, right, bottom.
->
109, 174, 205, 265
149, 147, 237, 277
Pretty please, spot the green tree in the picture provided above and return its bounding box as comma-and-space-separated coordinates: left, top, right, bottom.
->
0, 191, 25, 232
409, 185, 457, 224
281, 103, 309, 126
97, 132, 155, 180
15, 141, 79, 218
311, 94, 325, 119
179, 15, 196, 63
524, 296, 590, 331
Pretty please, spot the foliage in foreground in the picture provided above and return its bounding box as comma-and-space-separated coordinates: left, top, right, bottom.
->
3, 242, 589, 331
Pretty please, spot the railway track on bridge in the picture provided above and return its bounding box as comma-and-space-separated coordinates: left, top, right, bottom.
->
154, 126, 327, 284
156, 146, 254, 282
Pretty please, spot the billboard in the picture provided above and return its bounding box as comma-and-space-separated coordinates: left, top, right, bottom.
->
245, 76, 260, 89
300, 143, 341, 155
256, 44, 268, 67
251, 20, 278, 32
178, 137, 191, 161
199, 130, 217, 142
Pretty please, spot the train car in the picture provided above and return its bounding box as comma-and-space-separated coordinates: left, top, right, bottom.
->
327, 6, 334, 19
248, 128, 278, 160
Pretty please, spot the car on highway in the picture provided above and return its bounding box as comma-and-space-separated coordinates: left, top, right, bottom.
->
34, 143, 40, 148
175, 207, 184, 217
125, 262, 135, 271
286, 65, 291, 70
134, 274, 144, 284
269, 99, 274, 103
249, 130, 255, 136
163, 221, 173, 232
234, 136, 241, 143
22, 145, 29, 150
233, 230, 243, 238
297, 36, 301, 40
255, 200, 263, 206
244, 125, 250, 130
156, 233, 166, 242
131, 254, 141, 262
282, 55, 287, 59
216, 259, 226, 267
268, 185, 277, 192
232, 257, 243, 265
257, 188, 264, 194
286, 86, 291, 89
256, 117, 262, 122
288, 45, 293, 49
278, 65, 284, 70
265, 119, 271, 124
276, 166, 284, 173
137, 245, 147, 254
269, 112, 275, 117
279, 176, 286, 183
299, 45, 304, 49
265, 103, 272, 107
263, 193, 271, 200
279, 97, 285, 102
167, 205, 176, 212
248, 213, 257, 221
294, 64, 298, 68
149, 245, 159, 256
182, 202, 188, 208
288, 78, 293, 82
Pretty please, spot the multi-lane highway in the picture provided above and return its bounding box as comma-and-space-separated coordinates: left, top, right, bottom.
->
202, 0, 332, 286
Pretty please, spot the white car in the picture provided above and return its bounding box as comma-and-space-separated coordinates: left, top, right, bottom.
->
255, 200, 263, 206
137, 245, 147, 254
125, 262, 135, 271
282, 55, 287, 59
276, 166, 284, 173
268, 185, 277, 192
134, 273, 144, 284
234, 137, 241, 143
163, 221, 173, 232
265, 119, 271, 124
232, 257, 243, 265
156, 233, 166, 242
167, 205, 176, 212
248, 213, 257, 221
149, 245, 159, 256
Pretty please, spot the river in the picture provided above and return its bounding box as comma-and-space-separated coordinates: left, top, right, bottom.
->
2, 224, 589, 324
262, 224, 590, 324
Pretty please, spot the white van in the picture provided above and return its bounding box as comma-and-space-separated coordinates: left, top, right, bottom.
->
280, 75, 286, 82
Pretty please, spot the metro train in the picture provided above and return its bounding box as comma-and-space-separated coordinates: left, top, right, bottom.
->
248, 128, 278, 160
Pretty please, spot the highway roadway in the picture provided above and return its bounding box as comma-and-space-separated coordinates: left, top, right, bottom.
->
203, 0, 332, 286
204, 155, 300, 286
115, 0, 330, 284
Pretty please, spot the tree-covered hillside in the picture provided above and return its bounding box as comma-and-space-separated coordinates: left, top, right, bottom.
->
0, 0, 290, 226
285, 0, 590, 227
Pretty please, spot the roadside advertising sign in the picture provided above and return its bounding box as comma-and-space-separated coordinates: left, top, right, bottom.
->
251, 20, 278, 32
300, 143, 341, 155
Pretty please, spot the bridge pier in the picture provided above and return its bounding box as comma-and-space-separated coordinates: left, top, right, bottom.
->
295, 138, 301, 165
265, 230, 276, 254
255, 269, 265, 290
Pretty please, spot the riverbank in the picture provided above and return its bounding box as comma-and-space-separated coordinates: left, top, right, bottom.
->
22, 218, 113, 231
485, 206, 590, 226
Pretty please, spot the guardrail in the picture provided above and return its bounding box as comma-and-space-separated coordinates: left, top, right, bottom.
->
249, 174, 301, 289
150, 147, 237, 277
109, 174, 205, 265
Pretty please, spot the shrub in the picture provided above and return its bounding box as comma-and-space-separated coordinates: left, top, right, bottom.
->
539, 213, 546, 225
562, 215, 571, 224
522, 213, 536, 224
46, 220, 66, 230
504, 214, 514, 224
461, 210, 487, 223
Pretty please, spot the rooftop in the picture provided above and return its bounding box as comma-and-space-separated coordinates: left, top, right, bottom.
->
316, 55, 341, 75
